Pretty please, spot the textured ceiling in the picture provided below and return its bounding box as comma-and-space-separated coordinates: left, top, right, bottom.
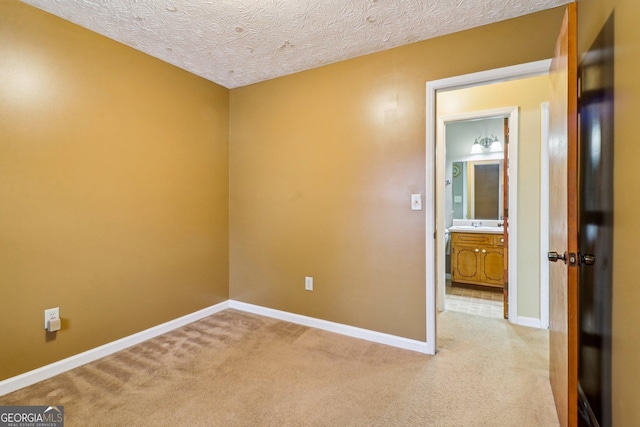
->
21, 0, 570, 89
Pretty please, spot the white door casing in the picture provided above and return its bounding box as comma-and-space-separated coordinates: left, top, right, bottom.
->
425, 59, 551, 354
436, 107, 518, 314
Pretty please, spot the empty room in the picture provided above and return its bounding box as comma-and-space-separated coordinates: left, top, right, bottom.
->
1, 1, 638, 426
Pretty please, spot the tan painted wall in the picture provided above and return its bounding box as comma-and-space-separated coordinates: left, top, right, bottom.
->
437, 75, 550, 319
0, 2, 229, 380
577, 0, 640, 424
229, 7, 566, 341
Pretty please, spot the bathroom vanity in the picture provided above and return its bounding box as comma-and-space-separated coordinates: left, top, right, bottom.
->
449, 227, 504, 288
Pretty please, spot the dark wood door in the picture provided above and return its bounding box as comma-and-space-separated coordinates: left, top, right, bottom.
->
548, 4, 579, 427
577, 13, 614, 427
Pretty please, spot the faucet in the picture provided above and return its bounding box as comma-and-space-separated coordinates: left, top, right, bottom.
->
471, 221, 482, 227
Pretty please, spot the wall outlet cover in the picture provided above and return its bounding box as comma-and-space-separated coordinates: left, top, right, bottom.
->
44, 307, 60, 329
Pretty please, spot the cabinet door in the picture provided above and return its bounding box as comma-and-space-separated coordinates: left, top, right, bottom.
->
480, 247, 504, 286
452, 245, 479, 282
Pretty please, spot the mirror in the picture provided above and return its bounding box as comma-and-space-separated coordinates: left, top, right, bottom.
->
451, 160, 504, 220
445, 117, 505, 224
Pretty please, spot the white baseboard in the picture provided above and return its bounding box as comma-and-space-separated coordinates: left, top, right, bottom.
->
229, 300, 429, 354
0, 301, 229, 397
516, 316, 543, 329
1, 299, 430, 396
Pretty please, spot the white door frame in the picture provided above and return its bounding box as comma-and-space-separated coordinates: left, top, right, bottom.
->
436, 107, 519, 316
424, 59, 551, 354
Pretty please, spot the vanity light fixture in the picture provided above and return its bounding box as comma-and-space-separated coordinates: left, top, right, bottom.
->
471, 135, 502, 154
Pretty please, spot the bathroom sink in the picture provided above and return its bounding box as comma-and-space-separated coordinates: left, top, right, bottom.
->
448, 225, 504, 234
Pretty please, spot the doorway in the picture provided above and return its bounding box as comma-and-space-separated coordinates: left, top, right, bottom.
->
425, 60, 551, 354
441, 115, 511, 320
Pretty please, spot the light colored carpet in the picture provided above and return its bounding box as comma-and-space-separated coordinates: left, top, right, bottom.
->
0, 309, 559, 426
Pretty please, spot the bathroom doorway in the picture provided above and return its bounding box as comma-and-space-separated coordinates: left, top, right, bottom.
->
439, 112, 514, 321
425, 60, 552, 354
443, 116, 509, 320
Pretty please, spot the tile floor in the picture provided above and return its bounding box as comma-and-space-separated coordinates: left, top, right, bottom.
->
445, 281, 504, 319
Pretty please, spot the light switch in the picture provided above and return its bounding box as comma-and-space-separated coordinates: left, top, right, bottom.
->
411, 194, 422, 211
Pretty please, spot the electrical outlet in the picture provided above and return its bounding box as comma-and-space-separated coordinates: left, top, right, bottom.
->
44, 307, 59, 329
305, 276, 313, 291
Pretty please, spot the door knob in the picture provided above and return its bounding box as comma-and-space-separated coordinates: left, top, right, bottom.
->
548, 251, 567, 263
482, 249, 486, 253
475, 248, 479, 253
580, 254, 596, 265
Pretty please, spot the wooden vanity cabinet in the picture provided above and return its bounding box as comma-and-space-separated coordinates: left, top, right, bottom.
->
451, 232, 504, 288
